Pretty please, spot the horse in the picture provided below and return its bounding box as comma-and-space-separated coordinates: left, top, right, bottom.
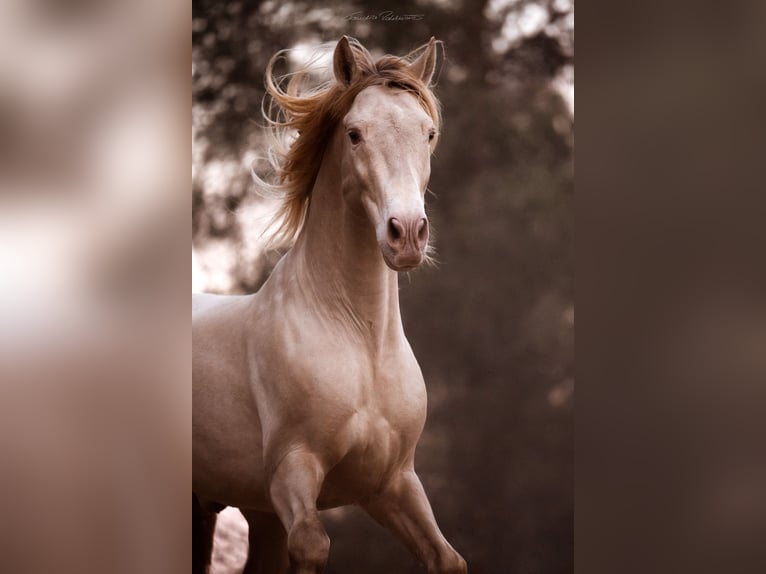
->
193, 36, 467, 574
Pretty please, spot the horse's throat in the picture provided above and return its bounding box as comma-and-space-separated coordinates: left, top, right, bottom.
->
294, 194, 400, 341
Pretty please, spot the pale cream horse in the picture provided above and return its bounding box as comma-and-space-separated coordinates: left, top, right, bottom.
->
193, 37, 467, 574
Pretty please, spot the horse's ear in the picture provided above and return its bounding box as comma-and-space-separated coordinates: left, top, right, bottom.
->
333, 36, 357, 86
409, 37, 440, 85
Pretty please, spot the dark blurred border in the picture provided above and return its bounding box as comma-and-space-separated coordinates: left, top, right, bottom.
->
0, 1, 190, 572
577, 1, 766, 572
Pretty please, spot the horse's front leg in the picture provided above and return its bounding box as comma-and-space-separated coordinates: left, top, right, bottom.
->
268, 450, 330, 574
363, 469, 467, 574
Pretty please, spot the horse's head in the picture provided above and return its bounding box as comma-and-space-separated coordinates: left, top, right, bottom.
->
333, 37, 440, 272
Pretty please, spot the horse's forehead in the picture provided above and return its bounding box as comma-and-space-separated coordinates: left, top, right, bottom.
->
347, 85, 429, 127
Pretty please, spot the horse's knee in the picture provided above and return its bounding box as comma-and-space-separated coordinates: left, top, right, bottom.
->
447, 555, 468, 574
430, 550, 467, 574
287, 516, 330, 571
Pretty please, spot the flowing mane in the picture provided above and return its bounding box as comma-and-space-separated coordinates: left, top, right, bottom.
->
254, 37, 442, 245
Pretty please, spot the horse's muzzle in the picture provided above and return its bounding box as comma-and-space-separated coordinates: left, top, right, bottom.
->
380, 216, 428, 271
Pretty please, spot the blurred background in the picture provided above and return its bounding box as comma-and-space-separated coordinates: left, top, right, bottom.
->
193, 0, 573, 572
1, 1, 189, 573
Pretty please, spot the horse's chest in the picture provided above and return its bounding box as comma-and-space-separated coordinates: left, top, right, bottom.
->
258, 323, 428, 502
275, 329, 426, 433
320, 402, 423, 505
320, 371, 426, 496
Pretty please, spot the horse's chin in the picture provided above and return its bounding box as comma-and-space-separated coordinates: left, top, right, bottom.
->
380, 247, 424, 272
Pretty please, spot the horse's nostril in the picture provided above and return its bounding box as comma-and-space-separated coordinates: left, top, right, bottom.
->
388, 218, 404, 242
416, 218, 429, 244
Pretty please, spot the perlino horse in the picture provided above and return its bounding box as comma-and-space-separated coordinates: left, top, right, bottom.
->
193, 36, 466, 574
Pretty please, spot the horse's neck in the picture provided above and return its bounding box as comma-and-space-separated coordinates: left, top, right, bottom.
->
286, 139, 402, 344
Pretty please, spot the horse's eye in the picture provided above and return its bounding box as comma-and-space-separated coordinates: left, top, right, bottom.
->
348, 129, 362, 145
428, 130, 436, 142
